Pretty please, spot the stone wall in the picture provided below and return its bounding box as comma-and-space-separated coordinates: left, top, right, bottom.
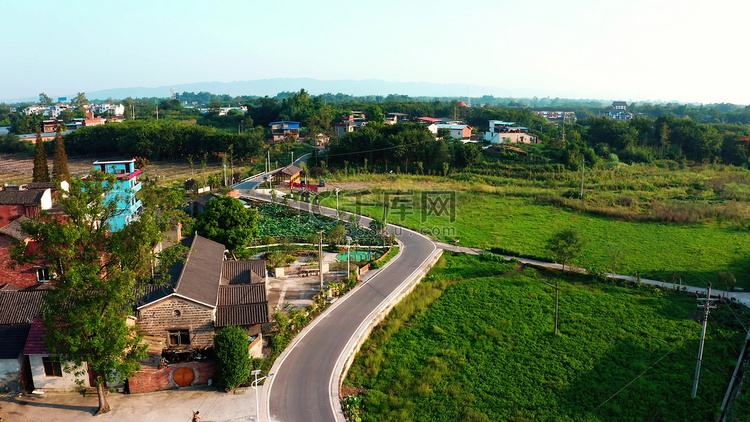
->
138, 298, 215, 349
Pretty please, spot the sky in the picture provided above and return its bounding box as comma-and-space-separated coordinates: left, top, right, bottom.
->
2, 0, 749, 104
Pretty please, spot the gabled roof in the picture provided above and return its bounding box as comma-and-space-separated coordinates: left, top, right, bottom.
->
23, 317, 48, 355
417, 117, 441, 123
0, 189, 45, 206
139, 234, 225, 309
277, 165, 302, 177
0, 216, 30, 241
0, 290, 45, 325
222, 260, 266, 285
0, 324, 31, 359
215, 284, 269, 328
172, 234, 226, 308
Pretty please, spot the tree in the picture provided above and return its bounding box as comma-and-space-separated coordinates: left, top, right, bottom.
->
39, 92, 53, 106
32, 130, 50, 182
365, 105, 385, 125
546, 228, 585, 271
718, 272, 736, 297
52, 126, 70, 182
214, 326, 251, 390
195, 196, 259, 254
327, 224, 346, 245
72, 92, 89, 108
10, 173, 186, 414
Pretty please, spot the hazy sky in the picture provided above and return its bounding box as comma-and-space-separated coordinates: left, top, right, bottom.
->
2, 0, 748, 104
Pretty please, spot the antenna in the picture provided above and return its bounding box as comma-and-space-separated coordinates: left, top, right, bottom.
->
467, 85, 471, 107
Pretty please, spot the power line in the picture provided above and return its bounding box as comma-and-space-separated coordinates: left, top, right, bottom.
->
590, 345, 678, 413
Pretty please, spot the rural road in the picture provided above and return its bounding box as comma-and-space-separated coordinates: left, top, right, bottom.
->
243, 192, 439, 422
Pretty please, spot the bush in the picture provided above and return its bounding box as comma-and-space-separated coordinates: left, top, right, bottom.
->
214, 326, 251, 390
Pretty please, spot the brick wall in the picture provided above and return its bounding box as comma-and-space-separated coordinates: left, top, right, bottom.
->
0, 205, 25, 228
0, 236, 40, 289
128, 361, 216, 393
138, 298, 215, 349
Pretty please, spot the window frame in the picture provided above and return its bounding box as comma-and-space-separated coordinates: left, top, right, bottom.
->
42, 356, 63, 377
168, 329, 190, 348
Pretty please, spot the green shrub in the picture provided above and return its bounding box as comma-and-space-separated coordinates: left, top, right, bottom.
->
214, 326, 251, 390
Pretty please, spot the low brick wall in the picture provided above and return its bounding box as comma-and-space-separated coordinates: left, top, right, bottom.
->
129, 361, 216, 394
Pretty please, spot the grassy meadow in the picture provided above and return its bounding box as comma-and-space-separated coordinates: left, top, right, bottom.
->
343, 253, 750, 422
319, 163, 750, 289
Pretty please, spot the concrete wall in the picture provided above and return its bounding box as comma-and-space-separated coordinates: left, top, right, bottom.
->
28, 355, 88, 391
0, 356, 21, 390
138, 298, 216, 349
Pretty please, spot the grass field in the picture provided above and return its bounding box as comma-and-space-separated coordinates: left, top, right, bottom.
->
344, 253, 750, 422
319, 172, 750, 290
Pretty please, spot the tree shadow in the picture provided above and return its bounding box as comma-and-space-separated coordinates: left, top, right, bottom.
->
6, 396, 99, 416
559, 338, 731, 422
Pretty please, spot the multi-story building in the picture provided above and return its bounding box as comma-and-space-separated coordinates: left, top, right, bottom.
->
269, 121, 301, 141
91, 159, 142, 231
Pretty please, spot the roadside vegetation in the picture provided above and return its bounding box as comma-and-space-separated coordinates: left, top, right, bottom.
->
344, 253, 750, 422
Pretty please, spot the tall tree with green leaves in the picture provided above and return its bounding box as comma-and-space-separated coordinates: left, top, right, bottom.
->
39, 92, 54, 106
546, 228, 586, 271
52, 126, 70, 182
195, 196, 259, 255
214, 326, 251, 390
11, 173, 188, 414
32, 130, 50, 182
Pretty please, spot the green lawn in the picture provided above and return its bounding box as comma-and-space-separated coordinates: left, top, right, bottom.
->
320, 189, 750, 289
344, 253, 750, 422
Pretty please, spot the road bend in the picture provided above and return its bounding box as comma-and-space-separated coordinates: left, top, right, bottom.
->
247, 194, 437, 422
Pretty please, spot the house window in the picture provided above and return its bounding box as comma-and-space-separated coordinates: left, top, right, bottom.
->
42, 356, 63, 377
37, 268, 51, 282
168, 330, 190, 347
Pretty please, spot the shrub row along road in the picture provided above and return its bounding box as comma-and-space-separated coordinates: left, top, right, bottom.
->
244, 192, 438, 422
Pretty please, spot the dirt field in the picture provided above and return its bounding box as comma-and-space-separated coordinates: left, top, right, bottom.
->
0, 154, 251, 187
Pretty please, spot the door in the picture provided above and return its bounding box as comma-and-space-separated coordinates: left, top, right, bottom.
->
173, 367, 194, 387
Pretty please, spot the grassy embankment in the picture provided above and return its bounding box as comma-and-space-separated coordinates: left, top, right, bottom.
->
319, 164, 750, 289
343, 253, 750, 422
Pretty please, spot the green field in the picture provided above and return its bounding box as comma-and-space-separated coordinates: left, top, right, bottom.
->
319, 172, 750, 289
344, 253, 750, 422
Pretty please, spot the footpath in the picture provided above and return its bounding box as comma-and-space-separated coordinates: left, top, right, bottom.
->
436, 242, 750, 307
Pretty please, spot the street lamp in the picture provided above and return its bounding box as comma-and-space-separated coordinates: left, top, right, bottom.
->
252, 370, 273, 422
335, 188, 340, 213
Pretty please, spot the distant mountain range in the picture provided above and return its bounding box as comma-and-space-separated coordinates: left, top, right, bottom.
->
5, 78, 584, 104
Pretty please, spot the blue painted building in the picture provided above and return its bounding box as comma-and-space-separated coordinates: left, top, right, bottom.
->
269, 121, 300, 141
92, 159, 143, 231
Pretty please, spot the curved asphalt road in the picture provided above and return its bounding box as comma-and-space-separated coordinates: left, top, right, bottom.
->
246, 194, 437, 422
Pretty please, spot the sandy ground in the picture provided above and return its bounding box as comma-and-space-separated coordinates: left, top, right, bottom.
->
0, 385, 254, 422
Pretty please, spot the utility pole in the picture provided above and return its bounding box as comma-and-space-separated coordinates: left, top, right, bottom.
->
318, 230, 324, 291
692, 283, 717, 399
580, 158, 586, 199
541, 279, 560, 335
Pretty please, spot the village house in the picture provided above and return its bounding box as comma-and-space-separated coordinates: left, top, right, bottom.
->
385, 112, 408, 125
334, 112, 367, 138
484, 120, 539, 144
0, 290, 47, 392
90, 158, 143, 231
436, 123, 472, 140
603, 101, 633, 121
269, 121, 301, 141
130, 234, 269, 392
